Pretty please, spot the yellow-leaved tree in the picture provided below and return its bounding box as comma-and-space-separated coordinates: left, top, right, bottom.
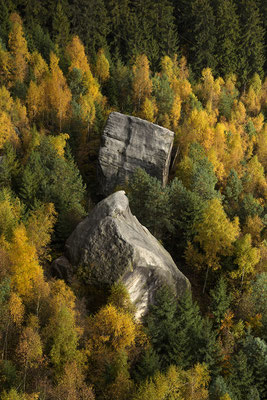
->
132, 54, 153, 112
16, 325, 43, 391
141, 97, 158, 123
133, 363, 210, 400
86, 304, 138, 399
186, 198, 239, 292
8, 13, 29, 84
178, 108, 216, 156
43, 280, 80, 376
47, 52, 72, 130
66, 35, 101, 104
29, 51, 49, 84
0, 112, 18, 150
0, 42, 12, 86
26, 80, 45, 121
8, 224, 47, 302
231, 234, 260, 286
95, 48, 110, 84
26, 202, 57, 261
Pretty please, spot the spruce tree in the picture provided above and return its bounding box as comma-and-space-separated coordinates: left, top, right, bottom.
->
152, 0, 178, 61
190, 0, 217, 76
173, 0, 195, 56
71, 0, 109, 57
19, 138, 86, 241
227, 351, 254, 400
242, 334, 267, 399
129, 0, 159, 67
52, 1, 70, 49
128, 168, 173, 240
210, 276, 232, 327
133, 346, 160, 383
224, 168, 243, 218
215, 0, 240, 77
105, 0, 131, 61
189, 143, 218, 201
175, 290, 204, 368
0, 0, 11, 46
169, 178, 205, 245
145, 286, 180, 370
238, 0, 265, 86
209, 376, 233, 400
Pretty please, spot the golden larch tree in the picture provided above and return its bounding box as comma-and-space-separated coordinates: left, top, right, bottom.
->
47, 52, 72, 130
95, 48, 110, 84
132, 54, 153, 111
8, 13, 29, 83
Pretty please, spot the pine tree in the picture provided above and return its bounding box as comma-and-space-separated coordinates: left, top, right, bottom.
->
173, 0, 195, 56
29, 24, 54, 62
152, 73, 174, 119
145, 286, 180, 369
52, 1, 70, 48
210, 277, 232, 327
169, 178, 205, 245
175, 290, 204, 368
128, 0, 159, 67
227, 351, 254, 400
209, 376, 233, 400
0, 142, 19, 189
20, 0, 47, 30
133, 346, 160, 383
224, 169, 243, 218
71, 0, 109, 56
19, 137, 86, 241
238, 0, 265, 86
153, 0, 178, 60
105, 0, 131, 60
0, 0, 11, 46
242, 334, 267, 399
215, 0, 240, 77
128, 168, 173, 239
190, 0, 217, 75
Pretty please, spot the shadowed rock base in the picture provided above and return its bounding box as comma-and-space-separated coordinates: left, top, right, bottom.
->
56, 191, 190, 319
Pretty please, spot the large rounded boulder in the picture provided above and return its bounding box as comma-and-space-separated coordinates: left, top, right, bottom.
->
60, 191, 190, 319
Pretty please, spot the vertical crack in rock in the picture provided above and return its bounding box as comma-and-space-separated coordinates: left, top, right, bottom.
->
98, 112, 174, 195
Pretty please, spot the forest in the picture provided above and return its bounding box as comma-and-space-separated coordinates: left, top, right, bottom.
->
0, 0, 266, 399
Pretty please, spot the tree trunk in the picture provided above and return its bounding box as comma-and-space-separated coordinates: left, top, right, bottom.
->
203, 265, 209, 293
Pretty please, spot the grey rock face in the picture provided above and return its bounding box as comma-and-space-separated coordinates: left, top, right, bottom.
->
65, 191, 190, 319
98, 112, 174, 195
51, 256, 73, 281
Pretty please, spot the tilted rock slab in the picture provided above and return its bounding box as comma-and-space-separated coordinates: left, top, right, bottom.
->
98, 112, 174, 195
63, 191, 190, 319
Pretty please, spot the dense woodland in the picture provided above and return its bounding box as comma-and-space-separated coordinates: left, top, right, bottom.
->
0, 0, 266, 399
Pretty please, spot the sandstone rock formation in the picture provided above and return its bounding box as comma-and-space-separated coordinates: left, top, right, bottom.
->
63, 191, 190, 319
98, 112, 174, 195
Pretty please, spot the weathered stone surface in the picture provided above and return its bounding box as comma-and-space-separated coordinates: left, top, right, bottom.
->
51, 255, 73, 281
65, 191, 190, 319
98, 112, 174, 195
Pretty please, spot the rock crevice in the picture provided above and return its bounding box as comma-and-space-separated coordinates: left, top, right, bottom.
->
98, 112, 174, 195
